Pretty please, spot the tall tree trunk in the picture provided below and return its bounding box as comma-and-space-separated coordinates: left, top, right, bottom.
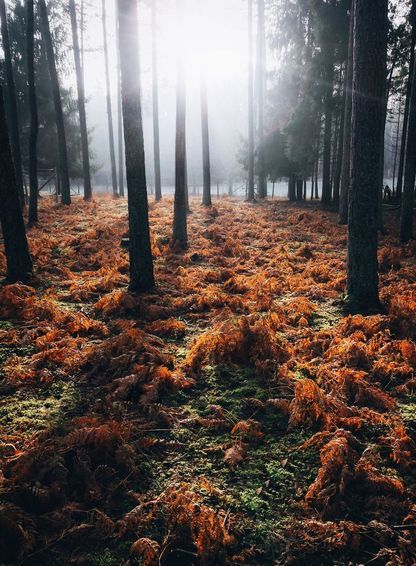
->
117, 0, 154, 291
102, 0, 118, 199
247, 0, 255, 201
378, 53, 398, 232
392, 99, 402, 196
296, 178, 303, 201
26, 0, 38, 224
397, 0, 416, 200
400, 38, 416, 241
69, 0, 92, 201
339, 1, 354, 224
333, 73, 345, 207
288, 174, 296, 201
201, 70, 212, 206
0, 0, 25, 206
321, 47, 334, 205
39, 0, 71, 205
0, 85, 33, 281
115, 0, 124, 197
152, 0, 162, 201
256, 0, 267, 198
172, 0, 187, 247
347, 0, 387, 312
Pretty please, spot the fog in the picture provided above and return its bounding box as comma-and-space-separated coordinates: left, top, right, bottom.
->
79, 0, 250, 194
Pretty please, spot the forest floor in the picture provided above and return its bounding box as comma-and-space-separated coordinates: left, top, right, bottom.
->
1, 196, 416, 565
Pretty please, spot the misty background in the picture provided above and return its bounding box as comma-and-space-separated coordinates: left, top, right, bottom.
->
80, 0, 251, 194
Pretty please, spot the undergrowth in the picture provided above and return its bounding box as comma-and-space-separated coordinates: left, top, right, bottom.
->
0, 196, 416, 564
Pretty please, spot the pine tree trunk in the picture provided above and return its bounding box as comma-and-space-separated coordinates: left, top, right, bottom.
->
400, 47, 416, 242
392, 100, 401, 196
69, 0, 92, 201
201, 71, 212, 206
296, 178, 303, 201
115, 0, 125, 197
288, 174, 296, 201
321, 48, 334, 205
102, 0, 118, 199
347, 0, 387, 312
397, 0, 416, 200
151, 0, 162, 202
339, 0, 355, 224
0, 85, 33, 281
39, 0, 71, 205
256, 0, 266, 198
118, 0, 154, 291
247, 0, 255, 201
333, 75, 345, 207
172, 0, 188, 247
0, 0, 25, 207
27, 0, 38, 224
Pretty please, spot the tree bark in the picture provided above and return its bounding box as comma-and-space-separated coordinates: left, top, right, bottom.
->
396, 0, 416, 200
247, 0, 255, 201
69, 0, 92, 201
400, 43, 416, 242
117, 0, 154, 291
256, 0, 267, 198
115, 0, 125, 197
0, 85, 33, 281
39, 0, 71, 205
172, 0, 188, 247
102, 0, 118, 199
201, 70, 212, 206
392, 99, 402, 196
339, 1, 354, 224
0, 0, 25, 206
26, 0, 38, 224
321, 46, 334, 205
288, 174, 296, 201
152, 0, 162, 201
333, 72, 345, 207
347, 0, 387, 312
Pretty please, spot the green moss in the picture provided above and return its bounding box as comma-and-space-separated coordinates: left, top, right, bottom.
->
0, 380, 85, 436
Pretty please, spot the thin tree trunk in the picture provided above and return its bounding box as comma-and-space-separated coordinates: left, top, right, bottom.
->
333, 74, 345, 206
296, 178, 303, 201
39, 0, 71, 205
118, 0, 154, 291
0, 85, 33, 281
201, 70, 212, 206
102, 0, 118, 199
81, 0, 85, 70
26, 0, 38, 224
247, 0, 255, 201
339, 0, 354, 224
397, 0, 416, 200
256, 0, 266, 198
347, 0, 387, 311
152, 0, 162, 201
392, 99, 402, 196
69, 0, 92, 201
321, 47, 334, 205
288, 174, 296, 201
0, 0, 24, 206
116, 0, 125, 197
172, 0, 187, 247
378, 52, 398, 232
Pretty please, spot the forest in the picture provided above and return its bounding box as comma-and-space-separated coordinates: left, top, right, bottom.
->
1, 0, 416, 564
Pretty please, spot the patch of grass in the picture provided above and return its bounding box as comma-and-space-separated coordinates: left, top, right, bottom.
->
0, 380, 85, 436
